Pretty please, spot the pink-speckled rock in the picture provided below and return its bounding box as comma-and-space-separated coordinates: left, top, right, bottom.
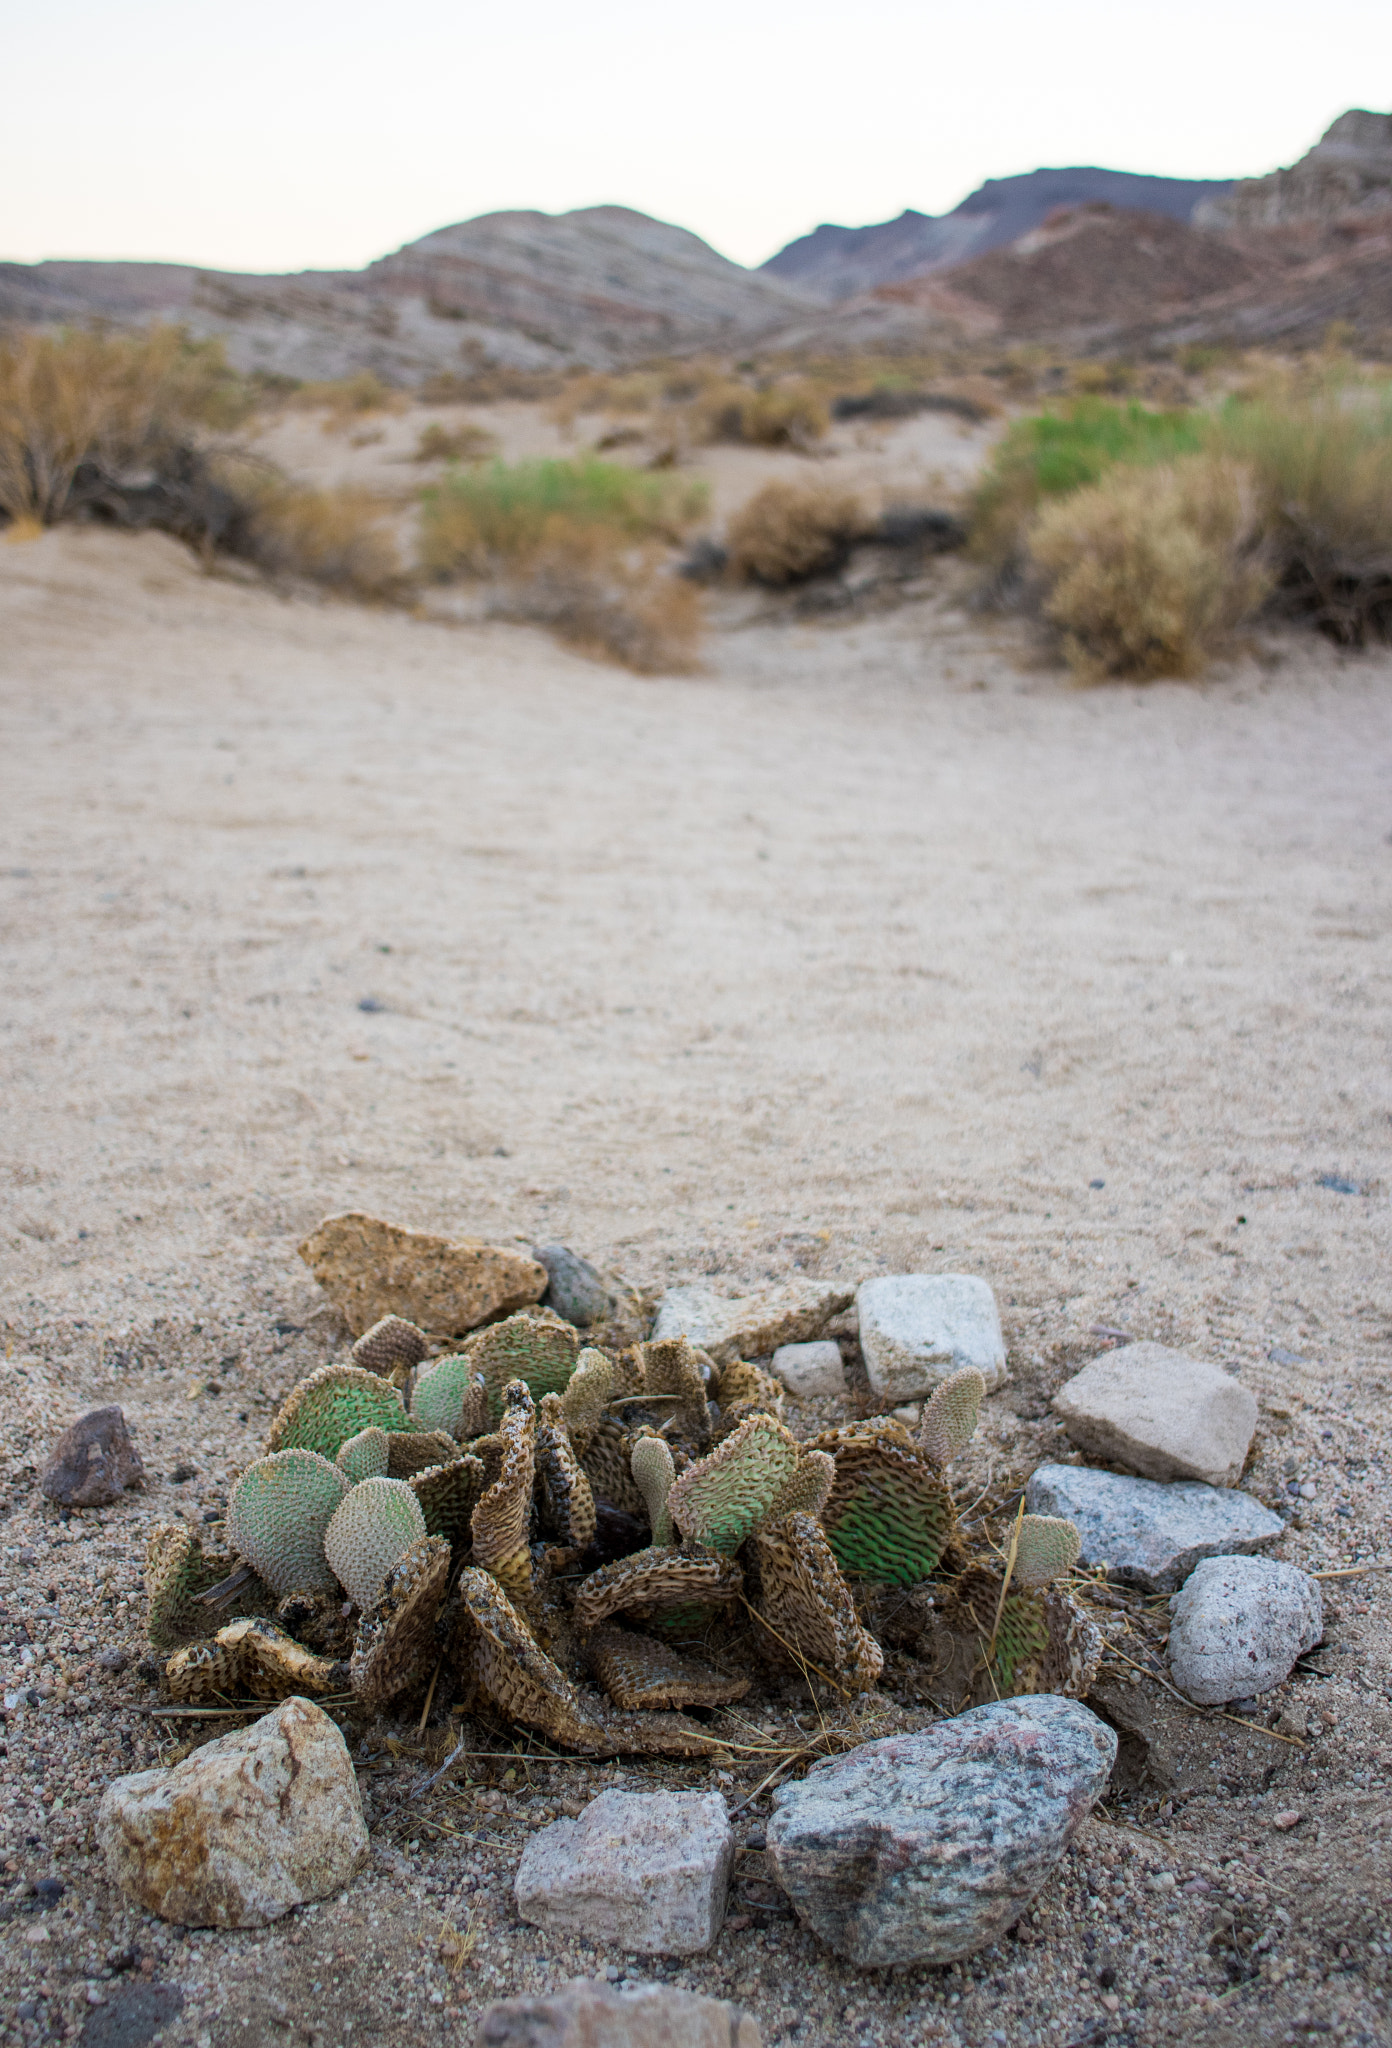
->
765, 1696, 1116, 1966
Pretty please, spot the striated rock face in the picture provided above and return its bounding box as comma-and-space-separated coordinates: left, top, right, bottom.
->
97, 1696, 368, 1926
1025, 1464, 1284, 1594
766, 1697, 1115, 1966
651, 1283, 852, 1367
1051, 1342, 1257, 1488
515, 1791, 734, 1955
298, 1212, 546, 1338
41, 1406, 144, 1507
475, 1978, 762, 2047
1198, 108, 1392, 229
1167, 1557, 1323, 1706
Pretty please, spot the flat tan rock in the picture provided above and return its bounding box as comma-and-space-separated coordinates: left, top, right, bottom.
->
476, 1978, 761, 2047
97, 1696, 368, 1927
650, 1281, 853, 1366
298, 1212, 546, 1338
1052, 1342, 1259, 1487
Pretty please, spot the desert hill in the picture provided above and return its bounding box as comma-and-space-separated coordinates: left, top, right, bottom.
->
760, 167, 1234, 300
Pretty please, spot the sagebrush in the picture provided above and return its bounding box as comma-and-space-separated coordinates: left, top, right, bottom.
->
725, 482, 865, 586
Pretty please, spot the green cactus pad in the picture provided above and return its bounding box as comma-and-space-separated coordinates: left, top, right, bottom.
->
560, 1347, 615, 1454
917, 1367, 987, 1469
226, 1450, 349, 1598
470, 1312, 579, 1421
411, 1354, 489, 1439
324, 1476, 429, 1610
1014, 1513, 1083, 1587
144, 1524, 262, 1650
267, 1363, 412, 1461
812, 1421, 955, 1586
630, 1436, 675, 1546
336, 1427, 391, 1485
666, 1412, 801, 1556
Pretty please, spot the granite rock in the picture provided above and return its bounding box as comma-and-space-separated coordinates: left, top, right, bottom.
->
533, 1244, 614, 1328
298, 1211, 546, 1338
651, 1283, 852, 1367
765, 1696, 1115, 1966
515, 1790, 733, 1954
1024, 1463, 1284, 1593
97, 1696, 368, 1926
41, 1406, 145, 1508
1167, 1556, 1323, 1705
770, 1340, 846, 1400
1052, 1342, 1258, 1486
856, 1274, 1007, 1402
476, 1978, 761, 2048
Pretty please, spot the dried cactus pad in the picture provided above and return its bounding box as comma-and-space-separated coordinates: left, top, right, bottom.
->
267, 1363, 412, 1461
924, 1565, 1103, 1709
535, 1394, 596, 1552
750, 1512, 883, 1692
630, 1436, 675, 1546
573, 1546, 744, 1629
411, 1355, 489, 1439
336, 1427, 391, 1485
410, 1455, 485, 1549
351, 1315, 429, 1381
587, 1627, 750, 1711
455, 1565, 607, 1751
764, 1449, 836, 1526
386, 1429, 461, 1478
469, 1312, 579, 1420
1013, 1514, 1082, 1587
667, 1412, 802, 1555
917, 1367, 987, 1469
144, 1524, 257, 1650
470, 1379, 536, 1602
324, 1475, 429, 1610
813, 1422, 955, 1586
226, 1450, 348, 1597
350, 1533, 451, 1710
560, 1347, 614, 1453
163, 1618, 341, 1705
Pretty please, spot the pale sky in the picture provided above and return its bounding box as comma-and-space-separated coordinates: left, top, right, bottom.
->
4, 0, 1390, 274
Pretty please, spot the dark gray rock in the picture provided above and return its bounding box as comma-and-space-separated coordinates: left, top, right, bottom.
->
765, 1696, 1116, 1967
41, 1407, 144, 1508
78, 1982, 184, 2048
1024, 1463, 1284, 1593
1168, 1557, 1323, 1705
534, 1244, 614, 1329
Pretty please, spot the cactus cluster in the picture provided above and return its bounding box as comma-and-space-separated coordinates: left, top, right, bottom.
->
139, 1253, 1094, 1755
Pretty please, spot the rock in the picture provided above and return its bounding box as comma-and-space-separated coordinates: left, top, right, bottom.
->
475, 1978, 761, 2048
298, 1212, 546, 1338
651, 1283, 853, 1367
1167, 1557, 1323, 1706
97, 1696, 368, 1926
514, 1790, 733, 1954
1024, 1463, 1284, 1593
1052, 1343, 1258, 1486
766, 1696, 1115, 1967
534, 1244, 613, 1328
855, 1274, 1007, 1402
41, 1407, 144, 1508
770, 1340, 846, 1400
78, 1981, 185, 2048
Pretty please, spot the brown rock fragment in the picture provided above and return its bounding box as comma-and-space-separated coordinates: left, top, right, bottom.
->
41, 1405, 145, 1507
298, 1211, 546, 1338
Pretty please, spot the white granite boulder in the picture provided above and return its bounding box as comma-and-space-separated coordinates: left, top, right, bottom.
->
515, 1790, 733, 1954
476, 1979, 761, 2047
1025, 1464, 1284, 1593
97, 1697, 368, 1926
770, 1340, 846, 1400
765, 1697, 1115, 1967
1052, 1342, 1258, 1487
1167, 1556, 1323, 1705
651, 1283, 852, 1367
856, 1274, 1007, 1402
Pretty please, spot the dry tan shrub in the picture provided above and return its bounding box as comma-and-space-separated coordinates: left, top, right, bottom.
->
241, 479, 403, 598
726, 481, 865, 586
410, 420, 497, 464
689, 378, 829, 449
1029, 455, 1270, 681
489, 516, 703, 675
290, 371, 407, 434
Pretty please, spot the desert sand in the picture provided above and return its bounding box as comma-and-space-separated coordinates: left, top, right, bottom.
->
2, 481, 1391, 2046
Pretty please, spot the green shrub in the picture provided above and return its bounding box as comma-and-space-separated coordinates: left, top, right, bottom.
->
419, 457, 706, 578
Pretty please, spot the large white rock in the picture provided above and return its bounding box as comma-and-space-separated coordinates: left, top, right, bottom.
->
1167, 1556, 1323, 1705
651, 1283, 852, 1367
97, 1696, 368, 1927
770, 1340, 846, 1400
476, 1979, 761, 2048
1025, 1463, 1285, 1593
856, 1274, 1007, 1401
515, 1790, 733, 1954
766, 1697, 1115, 1967
1052, 1342, 1258, 1486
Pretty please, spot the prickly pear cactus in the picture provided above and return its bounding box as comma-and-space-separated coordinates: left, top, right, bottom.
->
811, 1420, 955, 1587
573, 1546, 744, 1629
267, 1363, 412, 1461
667, 1412, 801, 1556
336, 1427, 391, 1484
351, 1315, 429, 1384
560, 1347, 614, 1455
763, 1448, 836, 1526
385, 1428, 460, 1478
586, 1626, 749, 1711
470, 1312, 579, 1421
324, 1475, 429, 1610
535, 1393, 596, 1552
411, 1355, 489, 1440
226, 1450, 349, 1598
1013, 1513, 1083, 1587
638, 1337, 712, 1448
163, 1618, 342, 1704
350, 1533, 451, 1710
917, 1367, 987, 1469
410, 1454, 486, 1550
470, 1379, 536, 1603
630, 1436, 675, 1546
144, 1524, 263, 1650
748, 1511, 883, 1692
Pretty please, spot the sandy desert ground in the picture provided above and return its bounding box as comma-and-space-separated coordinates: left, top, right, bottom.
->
2, 450, 1392, 2048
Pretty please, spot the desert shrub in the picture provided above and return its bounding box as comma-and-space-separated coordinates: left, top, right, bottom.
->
419, 457, 706, 577
690, 379, 829, 449
235, 475, 403, 597
725, 482, 866, 586
969, 399, 1206, 570
488, 517, 703, 674
1211, 387, 1392, 644
1029, 455, 1269, 681
410, 420, 497, 464
291, 371, 405, 432
0, 325, 249, 526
